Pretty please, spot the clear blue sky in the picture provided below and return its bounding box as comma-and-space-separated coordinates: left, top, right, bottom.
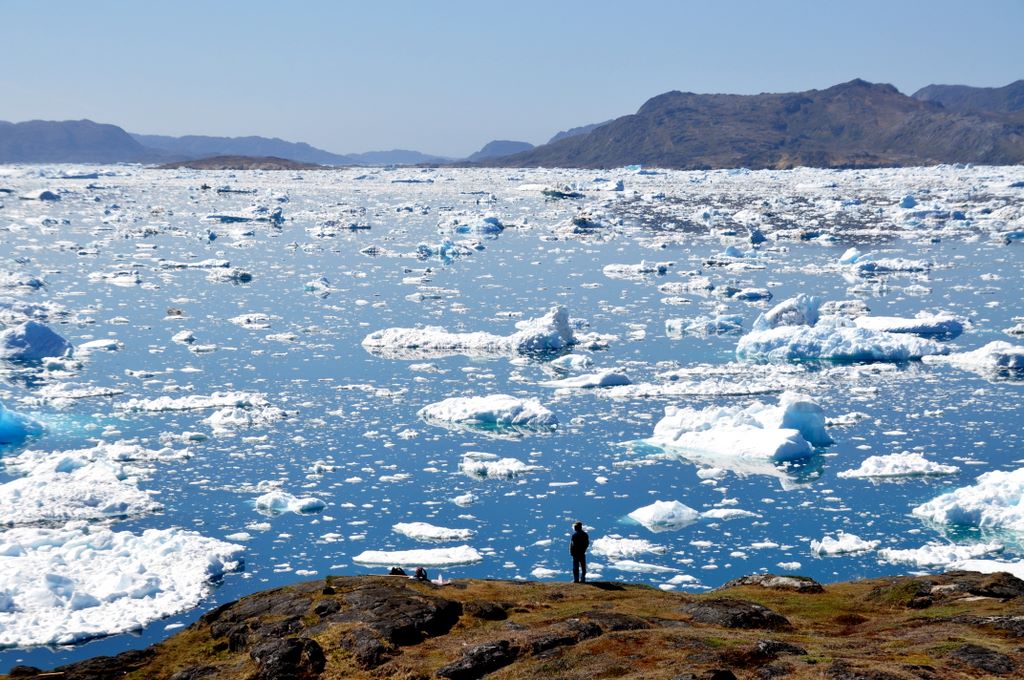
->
3, 0, 1021, 157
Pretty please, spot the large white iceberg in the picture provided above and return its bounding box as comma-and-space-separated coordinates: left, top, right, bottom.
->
737, 296, 947, 363
877, 542, 1003, 567
362, 306, 576, 359
837, 452, 959, 479
0, 524, 242, 647
352, 545, 483, 567
648, 392, 832, 464
0, 402, 43, 445
923, 341, 1024, 376
419, 394, 557, 434
810, 532, 879, 555
627, 500, 700, 532
0, 321, 72, 361
912, 468, 1024, 531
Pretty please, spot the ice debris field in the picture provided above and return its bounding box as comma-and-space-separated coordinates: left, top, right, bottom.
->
1, 163, 1023, 669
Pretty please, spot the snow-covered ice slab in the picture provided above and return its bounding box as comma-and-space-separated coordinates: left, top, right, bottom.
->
352, 545, 483, 567
838, 452, 959, 479
458, 452, 542, 479
392, 522, 473, 542
810, 532, 879, 555
627, 500, 700, 532
120, 391, 271, 412
419, 394, 557, 434
0, 524, 242, 647
923, 341, 1024, 376
590, 537, 666, 559
0, 321, 72, 361
539, 369, 630, 389
853, 313, 964, 339
254, 490, 325, 516
877, 542, 1003, 567
648, 392, 832, 464
362, 306, 576, 359
0, 401, 43, 445
912, 468, 1024, 531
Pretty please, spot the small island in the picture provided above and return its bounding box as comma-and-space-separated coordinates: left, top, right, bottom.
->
157, 155, 326, 171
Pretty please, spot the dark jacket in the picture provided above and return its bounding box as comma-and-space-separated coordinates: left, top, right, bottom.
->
570, 529, 590, 557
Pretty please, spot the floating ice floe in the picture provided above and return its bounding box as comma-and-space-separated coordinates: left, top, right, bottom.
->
253, 490, 325, 516
352, 545, 483, 567
362, 306, 576, 359
419, 394, 557, 434
853, 257, 932, 275
876, 542, 1004, 567
666, 313, 743, 338
837, 452, 959, 479
88, 269, 141, 287
590, 537, 666, 559
549, 354, 593, 372
736, 295, 948, 363
602, 261, 672, 280
627, 500, 700, 532
204, 403, 289, 432
0, 401, 43, 445
539, 369, 630, 389
458, 452, 542, 479
0, 321, 72, 361
853, 312, 964, 339
607, 559, 679, 573
701, 508, 759, 521
912, 468, 1024, 531
945, 559, 1024, 580
810, 532, 880, 555
0, 524, 242, 647
120, 391, 270, 412
392, 522, 473, 542
923, 341, 1024, 376
438, 214, 504, 235
648, 392, 832, 465
76, 338, 124, 354
0, 272, 45, 291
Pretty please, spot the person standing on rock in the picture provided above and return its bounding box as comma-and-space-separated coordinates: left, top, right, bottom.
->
570, 521, 590, 583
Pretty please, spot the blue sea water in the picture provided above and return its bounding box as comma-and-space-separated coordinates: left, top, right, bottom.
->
0, 165, 1022, 671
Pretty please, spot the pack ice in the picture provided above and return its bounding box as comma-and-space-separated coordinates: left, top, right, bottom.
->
362, 306, 576, 359
0, 524, 242, 647
419, 395, 557, 433
736, 295, 949, 363
648, 392, 832, 464
912, 468, 1024, 531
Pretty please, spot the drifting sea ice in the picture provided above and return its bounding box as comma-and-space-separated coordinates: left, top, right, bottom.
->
418, 394, 557, 433
120, 391, 272, 412
627, 500, 700, 532
648, 392, 832, 464
590, 537, 667, 559
0, 321, 72, 361
538, 369, 630, 389
362, 305, 577, 359
810, 532, 880, 556
0, 524, 242, 647
352, 545, 483, 567
837, 452, 959, 479
392, 522, 474, 542
458, 452, 542, 479
912, 468, 1024, 531
923, 341, 1024, 375
876, 542, 1004, 567
852, 313, 964, 339
0, 402, 43, 445
253, 490, 325, 516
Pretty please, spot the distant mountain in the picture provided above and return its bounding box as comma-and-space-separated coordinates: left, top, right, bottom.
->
0, 119, 157, 163
484, 79, 1024, 170
158, 155, 323, 170
547, 120, 612, 144
344, 149, 452, 165
133, 133, 355, 166
465, 140, 534, 162
912, 80, 1024, 115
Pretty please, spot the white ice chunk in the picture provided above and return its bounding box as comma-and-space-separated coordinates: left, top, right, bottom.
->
838, 452, 958, 478
254, 490, 325, 516
0, 401, 43, 445
810, 532, 879, 555
458, 452, 542, 479
877, 542, 1003, 567
392, 522, 473, 542
352, 545, 483, 567
912, 467, 1024, 531
539, 369, 630, 389
590, 537, 666, 559
923, 341, 1024, 375
121, 391, 270, 412
853, 312, 964, 339
419, 394, 557, 433
627, 500, 700, 532
0, 321, 72, 361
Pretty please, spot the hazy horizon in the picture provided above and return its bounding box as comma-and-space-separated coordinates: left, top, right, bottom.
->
4, 0, 1022, 157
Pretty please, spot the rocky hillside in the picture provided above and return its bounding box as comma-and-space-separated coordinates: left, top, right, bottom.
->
466, 140, 534, 162
0, 119, 156, 163
158, 155, 323, 170
486, 79, 1024, 170
913, 80, 1024, 115
7, 571, 1024, 679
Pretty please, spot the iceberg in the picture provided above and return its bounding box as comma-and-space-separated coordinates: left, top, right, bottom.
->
120, 391, 270, 412
912, 468, 1024, 531
627, 500, 700, 532
0, 402, 43, 445
352, 545, 483, 567
666, 314, 743, 338
419, 394, 557, 434
923, 341, 1024, 376
752, 294, 821, 331
648, 392, 832, 465
0, 321, 72, 361
810, 532, 879, 555
877, 542, 1003, 567
254, 490, 325, 516
837, 452, 958, 479
602, 261, 672, 279
362, 306, 576, 359
590, 537, 666, 559
458, 451, 542, 479
853, 313, 964, 339
392, 522, 473, 542
539, 369, 630, 389
0, 524, 242, 647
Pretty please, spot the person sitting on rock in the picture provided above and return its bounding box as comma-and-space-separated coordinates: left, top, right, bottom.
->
414, 566, 428, 581
570, 521, 590, 583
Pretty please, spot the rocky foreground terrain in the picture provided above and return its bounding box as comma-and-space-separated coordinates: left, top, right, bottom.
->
6, 571, 1024, 679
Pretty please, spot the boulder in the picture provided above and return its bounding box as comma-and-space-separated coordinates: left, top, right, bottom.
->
437, 640, 520, 680
682, 598, 791, 630
722, 574, 824, 594
250, 637, 325, 680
